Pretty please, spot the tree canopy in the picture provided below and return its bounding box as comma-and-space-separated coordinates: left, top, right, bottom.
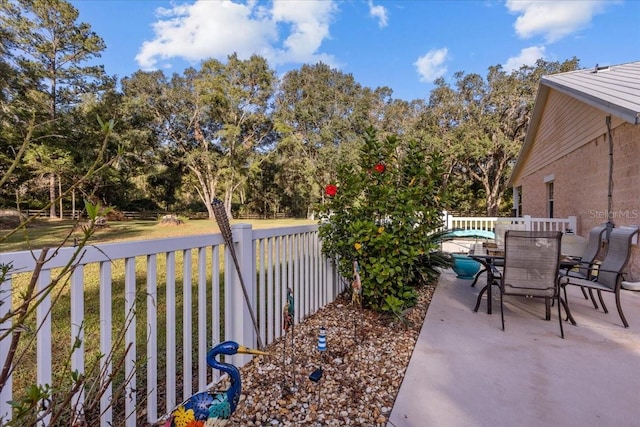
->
1, 0, 582, 219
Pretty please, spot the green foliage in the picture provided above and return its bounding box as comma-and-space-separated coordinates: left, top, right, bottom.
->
318, 127, 451, 313
424, 58, 580, 215
8, 383, 51, 422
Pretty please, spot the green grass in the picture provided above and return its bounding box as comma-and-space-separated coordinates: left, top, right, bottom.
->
1, 217, 315, 252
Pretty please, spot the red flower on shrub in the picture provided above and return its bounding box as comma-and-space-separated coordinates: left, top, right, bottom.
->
325, 184, 338, 196
373, 163, 385, 173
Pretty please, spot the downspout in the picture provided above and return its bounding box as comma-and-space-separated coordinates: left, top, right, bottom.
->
606, 115, 614, 239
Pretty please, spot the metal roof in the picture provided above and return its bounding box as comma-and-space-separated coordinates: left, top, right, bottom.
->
508, 61, 640, 187
541, 61, 640, 125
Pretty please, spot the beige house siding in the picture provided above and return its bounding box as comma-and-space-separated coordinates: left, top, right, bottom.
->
516, 90, 626, 180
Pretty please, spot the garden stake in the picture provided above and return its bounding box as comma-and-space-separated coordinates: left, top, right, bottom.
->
212, 198, 264, 349
309, 325, 326, 409
282, 288, 296, 395
352, 260, 362, 344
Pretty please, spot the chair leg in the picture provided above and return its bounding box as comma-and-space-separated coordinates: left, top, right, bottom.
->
470, 267, 486, 288
580, 287, 589, 300
597, 290, 608, 313
473, 285, 488, 312
500, 288, 505, 331
545, 297, 551, 320
615, 291, 629, 328
557, 296, 565, 339
559, 296, 577, 326
587, 289, 599, 309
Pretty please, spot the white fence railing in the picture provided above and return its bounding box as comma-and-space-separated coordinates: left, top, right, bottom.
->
0, 224, 344, 426
443, 212, 577, 234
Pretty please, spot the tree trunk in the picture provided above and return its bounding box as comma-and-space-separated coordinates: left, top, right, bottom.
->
49, 173, 56, 218
58, 175, 63, 219
206, 202, 215, 220
224, 190, 233, 220
486, 192, 502, 216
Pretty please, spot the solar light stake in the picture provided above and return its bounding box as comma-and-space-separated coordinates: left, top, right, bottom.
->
318, 326, 327, 353
282, 288, 297, 395
309, 326, 326, 408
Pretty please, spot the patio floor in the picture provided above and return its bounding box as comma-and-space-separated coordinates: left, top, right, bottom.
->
388, 268, 640, 427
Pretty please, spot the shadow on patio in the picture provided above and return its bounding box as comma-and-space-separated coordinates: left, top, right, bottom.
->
388, 268, 640, 427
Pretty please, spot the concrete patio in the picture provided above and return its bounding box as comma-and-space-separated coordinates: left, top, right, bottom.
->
388, 268, 640, 427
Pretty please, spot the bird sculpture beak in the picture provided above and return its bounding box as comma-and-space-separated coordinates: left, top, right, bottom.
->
237, 345, 269, 356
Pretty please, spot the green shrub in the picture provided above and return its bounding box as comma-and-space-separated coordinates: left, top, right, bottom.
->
318, 127, 451, 313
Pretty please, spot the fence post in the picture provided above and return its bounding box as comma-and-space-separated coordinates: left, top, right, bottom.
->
325, 258, 338, 301
225, 223, 256, 367
443, 210, 453, 230
523, 215, 532, 231
0, 276, 11, 423
568, 216, 577, 233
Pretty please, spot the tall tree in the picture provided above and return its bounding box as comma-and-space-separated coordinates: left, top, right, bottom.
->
0, 20, 23, 207
273, 63, 370, 215
198, 54, 276, 216
425, 58, 579, 215
120, 55, 276, 219
1, 0, 112, 217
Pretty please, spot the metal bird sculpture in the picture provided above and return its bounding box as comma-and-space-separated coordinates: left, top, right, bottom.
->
165, 341, 268, 427
283, 288, 294, 333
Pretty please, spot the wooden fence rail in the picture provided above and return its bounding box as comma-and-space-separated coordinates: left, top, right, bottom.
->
23, 210, 293, 221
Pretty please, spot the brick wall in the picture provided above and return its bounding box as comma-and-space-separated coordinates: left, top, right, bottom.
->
520, 122, 640, 281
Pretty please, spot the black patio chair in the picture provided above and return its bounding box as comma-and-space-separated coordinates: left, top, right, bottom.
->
559, 225, 607, 307
499, 230, 569, 338
560, 227, 639, 327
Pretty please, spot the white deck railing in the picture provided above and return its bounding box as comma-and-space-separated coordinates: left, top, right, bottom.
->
0, 224, 344, 426
443, 212, 577, 233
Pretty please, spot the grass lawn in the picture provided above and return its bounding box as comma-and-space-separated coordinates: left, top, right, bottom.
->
1, 217, 316, 252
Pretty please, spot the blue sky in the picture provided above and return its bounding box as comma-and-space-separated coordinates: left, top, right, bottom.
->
70, 0, 640, 101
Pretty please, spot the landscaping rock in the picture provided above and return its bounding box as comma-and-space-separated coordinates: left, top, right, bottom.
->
0, 209, 28, 229
155, 282, 436, 426
159, 214, 183, 226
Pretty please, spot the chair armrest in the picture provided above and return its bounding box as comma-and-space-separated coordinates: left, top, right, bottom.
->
592, 267, 624, 277
489, 263, 502, 279
559, 260, 598, 277
576, 260, 595, 268
561, 268, 623, 287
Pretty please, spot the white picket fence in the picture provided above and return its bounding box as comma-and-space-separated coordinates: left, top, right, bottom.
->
0, 224, 345, 426
442, 212, 577, 233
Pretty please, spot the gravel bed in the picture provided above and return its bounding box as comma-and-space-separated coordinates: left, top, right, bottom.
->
225, 282, 437, 426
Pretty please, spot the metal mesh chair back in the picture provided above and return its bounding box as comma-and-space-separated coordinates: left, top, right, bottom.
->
495, 222, 526, 249
502, 230, 562, 297
576, 226, 606, 278
597, 228, 638, 290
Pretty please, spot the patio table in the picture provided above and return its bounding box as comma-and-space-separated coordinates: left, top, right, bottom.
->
469, 244, 502, 314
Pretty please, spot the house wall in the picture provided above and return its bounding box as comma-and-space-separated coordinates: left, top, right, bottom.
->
516, 89, 640, 281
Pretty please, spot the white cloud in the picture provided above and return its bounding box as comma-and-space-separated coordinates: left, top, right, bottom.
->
135, 0, 338, 71
505, 0, 610, 43
414, 48, 449, 83
270, 0, 338, 64
368, 1, 388, 28
504, 45, 546, 72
